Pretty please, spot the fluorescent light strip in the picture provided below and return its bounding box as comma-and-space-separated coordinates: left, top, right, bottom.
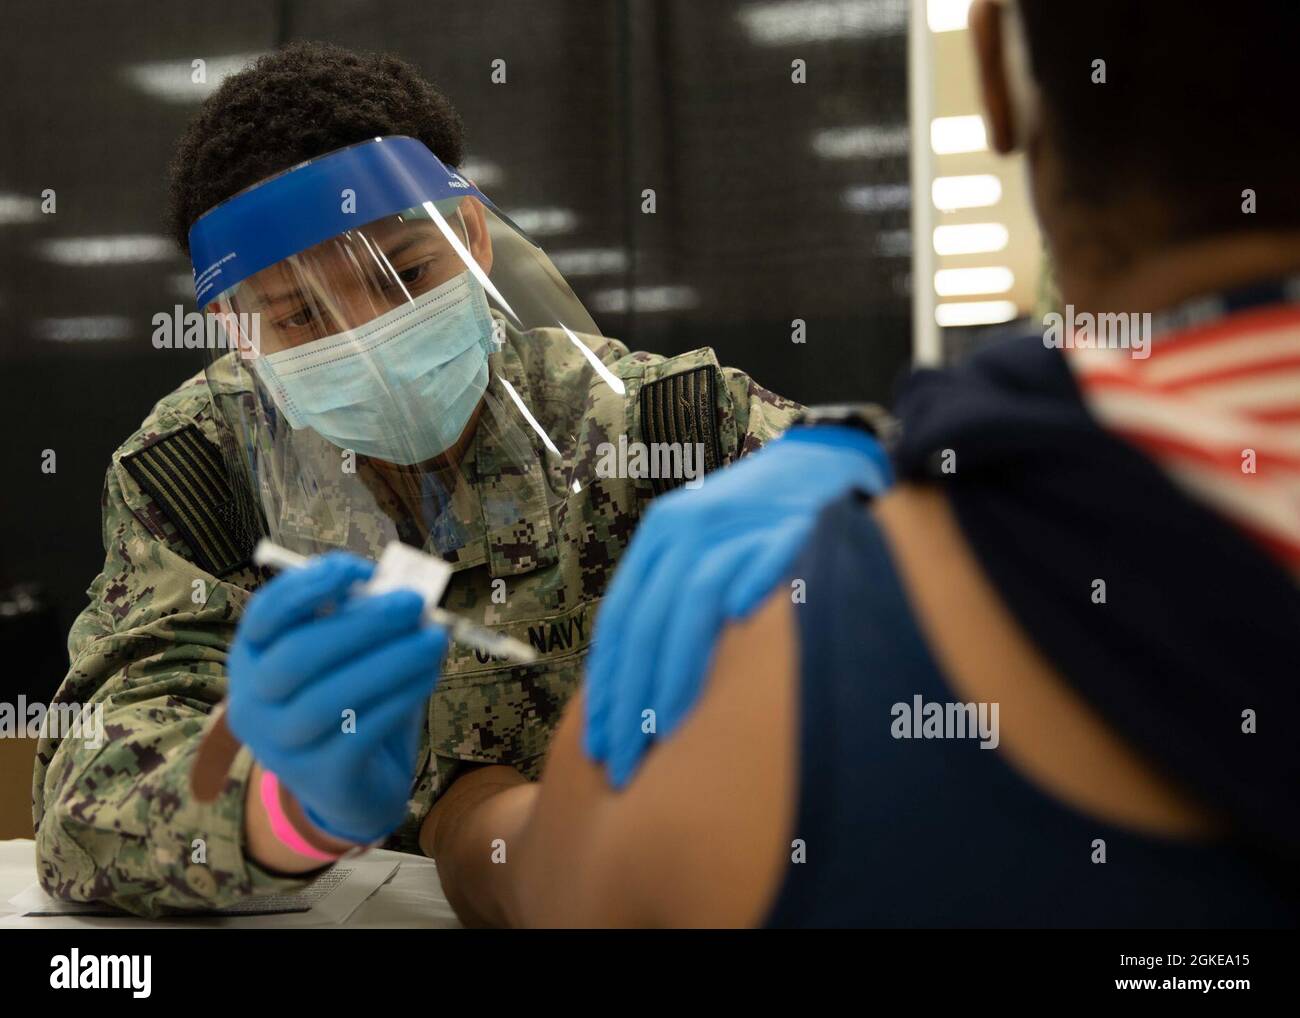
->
0, 194, 42, 224
930, 115, 988, 155
843, 184, 911, 213
933, 222, 1008, 255
927, 0, 973, 32
738, 0, 907, 45
548, 248, 628, 276
934, 266, 1015, 296
507, 208, 577, 237
589, 286, 698, 315
33, 316, 134, 341
123, 53, 265, 103
875, 228, 912, 257
932, 174, 1002, 211
935, 300, 1018, 327
456, 158, 504, 190
811, 125, 910, 160
39, 235, 175, 265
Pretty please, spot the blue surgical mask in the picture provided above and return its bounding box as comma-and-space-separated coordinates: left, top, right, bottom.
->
253, 272, 497, 465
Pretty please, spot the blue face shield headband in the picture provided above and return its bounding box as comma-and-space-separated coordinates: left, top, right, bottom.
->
189, 135, 495, 307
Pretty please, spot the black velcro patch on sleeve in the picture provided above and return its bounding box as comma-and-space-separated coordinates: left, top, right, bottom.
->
120, 424, 254, 577
638, 365, 725, 496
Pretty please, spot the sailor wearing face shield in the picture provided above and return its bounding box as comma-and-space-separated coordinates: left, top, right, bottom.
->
32, 43, 803, 916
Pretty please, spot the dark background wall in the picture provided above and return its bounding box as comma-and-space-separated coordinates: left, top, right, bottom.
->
0, 0, 911, 688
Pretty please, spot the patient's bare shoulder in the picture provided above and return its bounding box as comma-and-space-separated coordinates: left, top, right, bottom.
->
527, 589, 800, 927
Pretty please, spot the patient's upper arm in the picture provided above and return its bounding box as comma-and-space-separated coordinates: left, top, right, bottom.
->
519, 590, 800, 927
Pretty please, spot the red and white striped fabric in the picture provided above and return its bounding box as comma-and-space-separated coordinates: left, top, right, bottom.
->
1066, 304, 1300, 579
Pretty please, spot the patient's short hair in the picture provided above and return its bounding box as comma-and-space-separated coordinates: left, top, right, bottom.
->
1018, 0, 1300, 240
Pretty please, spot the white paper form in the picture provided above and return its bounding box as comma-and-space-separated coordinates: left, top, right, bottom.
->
6, 855, 398, 928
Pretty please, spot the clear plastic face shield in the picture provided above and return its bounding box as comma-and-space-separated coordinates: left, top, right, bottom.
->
189, 137, 614, 563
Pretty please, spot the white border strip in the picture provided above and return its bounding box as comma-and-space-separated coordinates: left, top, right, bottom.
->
908, 0, 941, 366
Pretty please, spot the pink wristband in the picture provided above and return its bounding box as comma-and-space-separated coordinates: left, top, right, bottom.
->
259, 770, 344, 863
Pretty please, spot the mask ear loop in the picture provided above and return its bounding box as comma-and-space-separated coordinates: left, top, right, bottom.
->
1000, 0, 1040, 151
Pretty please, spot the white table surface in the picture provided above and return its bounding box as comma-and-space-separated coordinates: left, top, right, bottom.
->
0, 838, 461, 929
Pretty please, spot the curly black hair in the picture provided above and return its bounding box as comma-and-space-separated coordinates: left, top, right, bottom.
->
167, 41, 465, 253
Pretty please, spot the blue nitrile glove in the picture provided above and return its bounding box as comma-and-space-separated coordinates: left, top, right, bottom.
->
226, 552, 448, 844
584, 425, 892, 787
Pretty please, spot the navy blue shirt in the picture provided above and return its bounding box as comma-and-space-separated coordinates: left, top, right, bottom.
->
764, 492, 1298, 928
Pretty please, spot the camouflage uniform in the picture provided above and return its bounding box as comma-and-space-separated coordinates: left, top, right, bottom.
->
33, 325, 801, 916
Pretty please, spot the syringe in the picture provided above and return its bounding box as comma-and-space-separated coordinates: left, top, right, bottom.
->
253, 539, 538, 665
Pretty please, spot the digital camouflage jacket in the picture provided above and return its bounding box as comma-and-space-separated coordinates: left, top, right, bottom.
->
33, 326, 801, 916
